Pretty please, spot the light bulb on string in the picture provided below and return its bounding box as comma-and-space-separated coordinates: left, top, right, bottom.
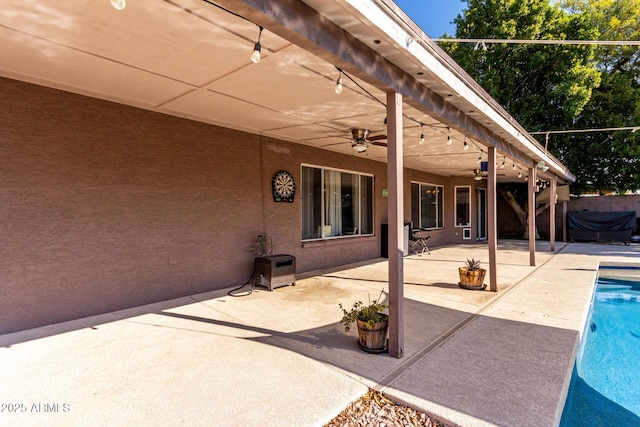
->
419, 124, 425, 144
477, 155, 482, 164
110, 0, 126, 10
501, 158, 505, 168
335, 71, 343, 94
447, 127, 452, 145
518, 171, 522, 178
251, 26, 263, 63
463, 137, 469, 151
512, 162, 516, 170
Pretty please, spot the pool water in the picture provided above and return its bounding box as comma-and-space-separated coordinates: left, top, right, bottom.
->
560, 268, 640, 426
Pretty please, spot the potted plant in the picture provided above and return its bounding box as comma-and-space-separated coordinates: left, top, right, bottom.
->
458, 258, 487, 290
339, 290, 389, 353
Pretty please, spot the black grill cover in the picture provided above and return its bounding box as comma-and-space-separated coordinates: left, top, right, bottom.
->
567, 211, 637, 232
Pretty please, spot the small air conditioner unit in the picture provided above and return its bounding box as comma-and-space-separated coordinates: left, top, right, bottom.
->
253, 255, 296, 290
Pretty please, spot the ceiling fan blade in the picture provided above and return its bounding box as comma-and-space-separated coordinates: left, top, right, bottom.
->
368, 134, 387, 141
370, 141, 387, 147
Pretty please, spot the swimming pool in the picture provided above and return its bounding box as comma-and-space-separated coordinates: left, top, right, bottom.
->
560, 267, 640, 426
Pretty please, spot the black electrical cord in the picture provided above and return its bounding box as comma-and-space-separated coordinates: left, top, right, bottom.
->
227, 272, 263, 297
200, 0, 251, 23
334, 66, 448, 132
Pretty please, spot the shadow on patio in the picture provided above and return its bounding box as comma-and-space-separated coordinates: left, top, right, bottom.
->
3, 240, 638, 426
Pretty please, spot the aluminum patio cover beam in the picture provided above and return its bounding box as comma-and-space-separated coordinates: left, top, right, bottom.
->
214, 0, 536, 168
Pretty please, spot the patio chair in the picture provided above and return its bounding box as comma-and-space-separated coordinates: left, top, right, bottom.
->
409, 225, 431, 255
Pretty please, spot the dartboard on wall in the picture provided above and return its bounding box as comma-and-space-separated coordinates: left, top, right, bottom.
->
272, 170, 296, 203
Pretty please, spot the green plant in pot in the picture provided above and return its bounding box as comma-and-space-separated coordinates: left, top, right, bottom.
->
339, 290, 389, 353
458, 258, 487, 290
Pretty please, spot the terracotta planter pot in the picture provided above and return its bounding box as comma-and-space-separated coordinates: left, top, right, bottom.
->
356, 314, 388, 352
458, 267, 486, 289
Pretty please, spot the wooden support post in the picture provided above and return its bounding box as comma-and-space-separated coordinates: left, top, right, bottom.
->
487, 147, 498, 292
387, 92, 404, 359
549, 177, 557, 252
528, 167, 537, 266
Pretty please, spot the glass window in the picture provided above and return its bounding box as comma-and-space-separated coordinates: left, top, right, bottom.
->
360, 175, 373, 235
302, 166, 374, 240
455, 186, 471, 227
301, 166, 322, 240
411, 182, 443, 229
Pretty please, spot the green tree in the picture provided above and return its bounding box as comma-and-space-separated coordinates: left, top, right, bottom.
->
444, 0, 640, 194
558, 0, 640, 194
443, 0, 601, 133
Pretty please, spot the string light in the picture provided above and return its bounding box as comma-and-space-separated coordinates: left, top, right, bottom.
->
463, 137, 469, 151
474, 40, 487, 51
512, 162, 516, 170
329, 67, 449, 139
431, 38, 640, 47
518, 171, 522, 178
477, 155, 482, 164
110, 0, 126, 10
419, 124, 425, 144
447, 127, 452, 145
334, 70, 343, 94
530, 126, 640, 135
530, 125, 640, 151
501, 157, 505, 168
251, 26, 263, 63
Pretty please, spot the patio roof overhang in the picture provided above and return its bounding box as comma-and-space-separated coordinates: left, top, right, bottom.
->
0, 0, 574, 184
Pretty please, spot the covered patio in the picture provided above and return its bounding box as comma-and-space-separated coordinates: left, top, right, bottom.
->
4, 241, 638, 426
1, 0, 576, 356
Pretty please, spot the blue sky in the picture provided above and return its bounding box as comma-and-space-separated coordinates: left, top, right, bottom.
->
393, 0, 466, 38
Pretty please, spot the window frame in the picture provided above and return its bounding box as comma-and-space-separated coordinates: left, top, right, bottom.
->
454, 185, 472, 227
410, 181, 444, 230
301, 164, 374, 241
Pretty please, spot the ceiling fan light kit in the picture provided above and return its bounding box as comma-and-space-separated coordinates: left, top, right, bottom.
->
352, 141, 368, 152
350, 128, 389, 153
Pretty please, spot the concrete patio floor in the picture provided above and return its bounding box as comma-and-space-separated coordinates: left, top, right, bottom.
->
2, 240, 639, 426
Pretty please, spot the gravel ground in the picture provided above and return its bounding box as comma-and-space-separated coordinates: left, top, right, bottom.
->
325, 389, 450, 427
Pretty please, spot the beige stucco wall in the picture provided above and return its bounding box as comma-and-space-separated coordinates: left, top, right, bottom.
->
1, 78, 483, 334
534, 194, 640, 241
567, 194, 640, 216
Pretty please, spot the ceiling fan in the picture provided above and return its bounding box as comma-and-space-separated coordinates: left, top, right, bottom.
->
351, 128, 387, 152
472, 169, 485, 181
472, 168, 506, 180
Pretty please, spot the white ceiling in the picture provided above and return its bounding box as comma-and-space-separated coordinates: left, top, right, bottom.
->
0, 0, 541, 181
